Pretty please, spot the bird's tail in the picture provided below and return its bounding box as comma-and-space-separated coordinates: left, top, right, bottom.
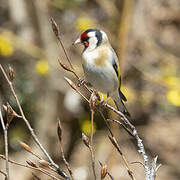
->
111, 92, 131, 117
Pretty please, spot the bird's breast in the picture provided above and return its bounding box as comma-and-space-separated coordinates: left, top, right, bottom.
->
82, 49, 118, 94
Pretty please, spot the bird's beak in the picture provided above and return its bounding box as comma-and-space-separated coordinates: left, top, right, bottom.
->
72, 38, 81, 45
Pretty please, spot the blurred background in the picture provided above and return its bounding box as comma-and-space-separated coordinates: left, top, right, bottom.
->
0, 0, 180, 179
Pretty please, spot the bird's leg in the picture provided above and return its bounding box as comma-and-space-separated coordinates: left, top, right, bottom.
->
102, 93, 109, 106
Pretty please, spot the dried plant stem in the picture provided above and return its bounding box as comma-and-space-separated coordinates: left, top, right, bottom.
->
51, 18, 92, 93
90, 109, 96, 180
57, 120, 74, 180
0, 64, 70, 180
0, 154, 62, 180
104, 104, 154, 180
99, 161, 114, 180
0, 169, 6, 177
0, 108, 9, 179
58, 143, 73, 180
99, 110, 136, 180
51, 19, 160, 180
51, 18, 74, 71
108, 135, 136, 180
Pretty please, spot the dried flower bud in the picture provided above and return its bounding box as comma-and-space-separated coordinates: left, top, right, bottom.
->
51, 17, 59, 37
82, 133, 90, 148
39, 160, 49, 167
26, 160, 38, 168
64, 77, 77, 91
90, 92, 97, 110
57, 120, 62, 142
20, 141, 32, 153
8, 66, 14, 81
6, 103, 16, 126
101, 164, 107, 179
58, 60, 74, 73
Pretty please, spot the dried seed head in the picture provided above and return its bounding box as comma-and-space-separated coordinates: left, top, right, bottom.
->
8, 66, 14, 81
20, 141, 32, 153
39, 160, 49, 167
6, 103, 16, 126
64, 77, 77, 91
51, 17, 59, 37
82, 133, 90, 148
58, 60, 74, 73
101, 164, 107, 179
27, 160, 38, 168
57, 120, 62, 142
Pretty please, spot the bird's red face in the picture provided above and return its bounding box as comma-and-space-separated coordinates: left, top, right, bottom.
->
80, 32, 89, 48
73, 29, 103, 50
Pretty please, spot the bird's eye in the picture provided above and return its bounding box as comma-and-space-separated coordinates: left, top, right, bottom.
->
81, 37, 89, 42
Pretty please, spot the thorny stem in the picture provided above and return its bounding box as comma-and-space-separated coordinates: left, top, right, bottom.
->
0, 64, 70, 180
0, 108, 9, 179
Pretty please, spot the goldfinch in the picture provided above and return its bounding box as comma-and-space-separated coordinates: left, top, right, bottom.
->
73, 29, 130, 116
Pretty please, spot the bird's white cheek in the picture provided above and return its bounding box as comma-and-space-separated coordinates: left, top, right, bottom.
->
82, 51, 98, 64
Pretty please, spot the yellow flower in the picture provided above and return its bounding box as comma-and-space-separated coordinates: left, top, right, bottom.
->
167, 88, 180, 106
0, 35, 14, 56
76, 17, 95, 31
162, 76, 179, 88
81, 120, 96, 136
36, 60, 49, 75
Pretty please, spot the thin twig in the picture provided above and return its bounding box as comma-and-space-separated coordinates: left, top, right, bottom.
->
0, 64, 70, 180
0, 107, 9, 179
99, 161, 114, 180
51, 18, 74, 71
108, 135, 136, 180
104, 103, 150, 179
51, 18, 92, 93
57, 120, 74, 180
89, 109, 96, 180
98, 111, 136, 180
0, 169, 7, 177
51, 19, 160, 180
98, 110, 113, 137
32, 172, 41, 180
0, 154, 62, 180
106, 119, 134, 137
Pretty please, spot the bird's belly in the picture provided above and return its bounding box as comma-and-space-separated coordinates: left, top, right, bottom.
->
83, 63, 118, 94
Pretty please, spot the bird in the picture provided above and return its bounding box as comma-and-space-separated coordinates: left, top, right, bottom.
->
73, 28, 130, 117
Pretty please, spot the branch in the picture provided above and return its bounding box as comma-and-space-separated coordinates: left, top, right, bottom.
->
0, 64, 70, 180
57, 119, 74, 180
0, 154, 62, 180
0, 107, 9, 179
